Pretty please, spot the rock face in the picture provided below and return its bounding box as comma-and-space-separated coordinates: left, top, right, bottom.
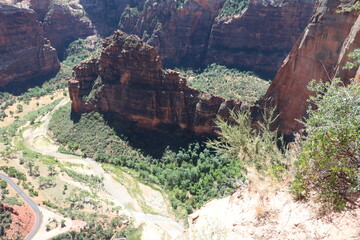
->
119, 0, 227, 67
42, 2, 94, 58
118, 0, 315, 75
69, 31, 243, 136
207, 0, 316, 77
1, 0, 316, 76
262, 0, 360, 134
0, 4, 60, 88
6, 0, 95, 58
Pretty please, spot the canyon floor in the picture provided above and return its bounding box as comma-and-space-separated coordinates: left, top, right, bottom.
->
21, 98, 185, 239
0, 94, 359, 240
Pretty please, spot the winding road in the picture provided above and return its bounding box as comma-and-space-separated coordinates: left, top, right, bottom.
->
0, 172, 42, 240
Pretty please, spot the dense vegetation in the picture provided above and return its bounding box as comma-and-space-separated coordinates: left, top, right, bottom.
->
49, 104, 243, 213
291, 79, 360, 211
0, 204, 11, 239
218, 0, 249, 19
51, 217, 135, 240
178, 64, 269, 103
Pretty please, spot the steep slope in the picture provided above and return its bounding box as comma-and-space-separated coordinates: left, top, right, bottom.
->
119, 0, 316, 74
119, 0, 227, 67
262, 0, 360, 134
69, 31, 243, 136
42, 2, 94, 58
2, 0, 315, 76
0, 4, 60, 88
207, 0, 315, 77
4, 0, 94, 58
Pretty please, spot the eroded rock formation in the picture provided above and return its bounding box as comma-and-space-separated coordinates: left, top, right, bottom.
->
69, 31, 243, 136
119, 0, 316, 74
0, 4, 60, 88
262, 0, 360, 134
42, 2, 94, 57
1, 0, 316, 77
207, 0, 316, 77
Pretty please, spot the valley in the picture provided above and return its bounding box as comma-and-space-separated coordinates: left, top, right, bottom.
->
0, 0, 359, 239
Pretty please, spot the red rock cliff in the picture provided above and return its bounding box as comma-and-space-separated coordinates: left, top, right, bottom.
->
207, 0, 316, 77
118, 0, 315, 75
69, 31, 243, 136
0, 4, 60, 87
262, 0, 360, 134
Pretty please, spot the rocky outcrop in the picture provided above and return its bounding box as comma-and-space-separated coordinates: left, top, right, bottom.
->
0, 4, 60, 88
207, 0, 316, 77
42, 2, 94, 58
69, 31, 243, 136
262, 0, 360, 134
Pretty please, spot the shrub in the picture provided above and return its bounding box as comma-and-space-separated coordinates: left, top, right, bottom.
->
207, 107, 288, 181
291, 79, 360, 210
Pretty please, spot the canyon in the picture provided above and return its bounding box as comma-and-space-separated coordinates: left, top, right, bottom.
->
69, 30, 244, 136
69, 0, 360, 136
0, 0, 316, 90
1, 0, 358, 135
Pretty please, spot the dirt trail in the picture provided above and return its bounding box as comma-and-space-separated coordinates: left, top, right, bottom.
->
22, 99, 184, 240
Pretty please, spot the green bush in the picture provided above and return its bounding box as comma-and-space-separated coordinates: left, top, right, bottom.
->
218, 0, 249, 19
207, 107, 288, 179
291, 79, 360, 210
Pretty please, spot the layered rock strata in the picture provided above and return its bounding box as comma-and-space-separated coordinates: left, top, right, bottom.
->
69, 31, 243, 136
42, 3, 94, 57
0, 4, 60, 87
262, 0, 360, 134
119, 0, 227, 67
207, 0, 316, 77
119, 0, 315, 75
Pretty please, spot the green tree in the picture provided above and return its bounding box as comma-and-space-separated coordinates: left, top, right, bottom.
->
292, 79, 360, 210
16, 104, 23, 113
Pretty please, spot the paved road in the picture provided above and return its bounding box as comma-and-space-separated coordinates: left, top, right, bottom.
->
0, 172, 42, 240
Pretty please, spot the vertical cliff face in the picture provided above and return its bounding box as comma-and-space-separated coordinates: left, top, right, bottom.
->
0, 4, 60, 88
118, 0, 316, 72
207, 0, 316, 77
262, 0, 360, 134
119, 0, 227, 67
42, 3, 94, 58
69, 31, 243, 136
2, 0, 317, 76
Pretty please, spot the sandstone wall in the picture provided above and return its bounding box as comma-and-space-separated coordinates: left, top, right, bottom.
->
0, 4, 60, 87
207, 0, 316, 77
262, 0, 360, 134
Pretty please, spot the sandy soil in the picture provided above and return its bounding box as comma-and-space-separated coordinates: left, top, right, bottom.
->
0, 91, 64, 128
32, 206, 73, 240
5, 203, 35, 239
188, 185, 360, 240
